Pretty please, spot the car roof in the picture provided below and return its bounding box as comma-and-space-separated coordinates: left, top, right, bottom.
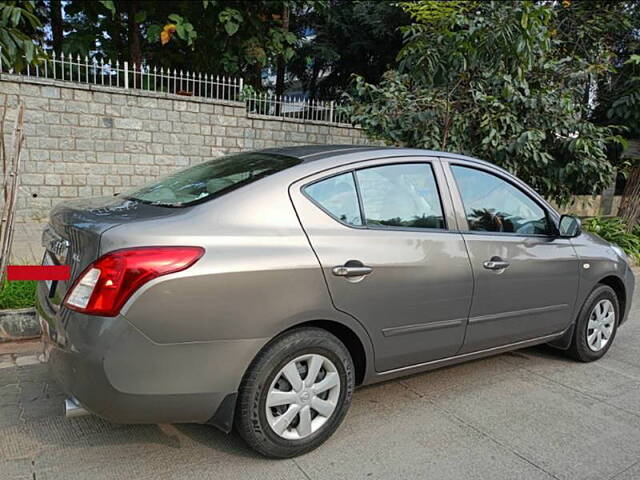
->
250, 145, 557, 219
258, 144, 501, 171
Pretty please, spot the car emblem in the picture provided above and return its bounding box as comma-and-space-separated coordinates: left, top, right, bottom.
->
299, 391, 311, 403
42, 228, 69, 258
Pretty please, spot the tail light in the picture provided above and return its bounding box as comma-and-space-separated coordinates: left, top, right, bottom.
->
64, 246, 204, 317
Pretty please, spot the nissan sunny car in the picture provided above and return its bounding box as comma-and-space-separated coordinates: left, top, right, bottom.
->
37, 145, 635, 458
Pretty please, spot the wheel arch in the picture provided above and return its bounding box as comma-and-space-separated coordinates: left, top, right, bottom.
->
549, 274, 627, 351
282, 319, 370, 386
599, 275, 627, 324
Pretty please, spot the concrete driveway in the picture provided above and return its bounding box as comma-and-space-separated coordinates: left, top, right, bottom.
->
1, 282, 639, 480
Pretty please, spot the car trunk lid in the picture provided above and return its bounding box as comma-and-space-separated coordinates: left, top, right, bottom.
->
41, 196, 182, 311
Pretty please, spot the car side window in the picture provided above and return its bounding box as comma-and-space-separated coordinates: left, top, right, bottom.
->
355, 163, 445, 229
451, 165, 550, 235
304, 172, 363, 226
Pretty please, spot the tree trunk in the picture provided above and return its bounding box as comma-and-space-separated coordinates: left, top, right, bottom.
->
128, 0, 142, 66
50, 0, 63, 52
275, 4, 290, 99
618, 162, 640, 232
309, 60, 320, 99
111, 2, 124, 63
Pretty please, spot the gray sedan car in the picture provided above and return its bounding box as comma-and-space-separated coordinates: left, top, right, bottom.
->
37, 145, 635, 458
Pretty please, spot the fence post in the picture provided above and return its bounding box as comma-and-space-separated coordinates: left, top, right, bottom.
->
0, 46, 3, 73
329, 101, 334, 123
124, 61, 129, 89
239, 77, 244, 101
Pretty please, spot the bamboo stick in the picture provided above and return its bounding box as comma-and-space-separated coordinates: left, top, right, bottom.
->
0, 100, 25, 281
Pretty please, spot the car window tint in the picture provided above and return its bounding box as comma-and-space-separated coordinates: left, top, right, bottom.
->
356, 163, 445, 229
124, 153, 301, 207
451, 165, 550, 234
305, 172, 363, 226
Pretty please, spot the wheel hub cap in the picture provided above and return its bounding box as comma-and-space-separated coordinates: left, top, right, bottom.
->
587, 299, 615, 352
265, 354, 341, 440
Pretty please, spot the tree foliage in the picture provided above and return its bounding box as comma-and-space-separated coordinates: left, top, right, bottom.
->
9, 1, 410, 96
345, 1, 638, 204
0, 1, 45, 71
289, 1, 410, 99
45, 0, 308, 89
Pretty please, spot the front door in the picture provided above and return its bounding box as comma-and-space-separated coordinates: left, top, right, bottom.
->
290, 159, 474, 372
445, 162, 580, 353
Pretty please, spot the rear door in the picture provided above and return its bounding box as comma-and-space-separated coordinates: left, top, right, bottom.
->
290, 157, 474, 372
442, 160, 580, 353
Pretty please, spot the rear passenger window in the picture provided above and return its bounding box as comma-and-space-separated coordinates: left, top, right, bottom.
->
356, 163, 445, 229
304, 172, 363, 226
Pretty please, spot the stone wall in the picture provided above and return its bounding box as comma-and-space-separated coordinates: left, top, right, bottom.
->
550, 195, 622, 217
0, 75, 374, 221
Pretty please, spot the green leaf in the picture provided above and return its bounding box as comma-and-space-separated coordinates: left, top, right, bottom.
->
99, 0, 116, 17
175, 23, 186, 40
224, 21, 239, 36
24, 40, 33, 63
134, 10, 147, 23
147, 24, 162, 42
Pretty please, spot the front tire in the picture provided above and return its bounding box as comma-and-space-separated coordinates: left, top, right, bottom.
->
235, 327, 355, 458
566, 284, 619, 362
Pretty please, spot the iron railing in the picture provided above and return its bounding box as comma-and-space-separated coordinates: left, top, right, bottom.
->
0, 49, 243, 101
245, 92, 349, 124
0, 48, 352, 126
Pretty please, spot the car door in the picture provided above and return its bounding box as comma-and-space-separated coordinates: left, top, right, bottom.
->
290, 157, 474, 372
442, 160, 580, 353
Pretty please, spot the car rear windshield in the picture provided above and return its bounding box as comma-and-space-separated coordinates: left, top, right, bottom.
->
123, 152, 301, 207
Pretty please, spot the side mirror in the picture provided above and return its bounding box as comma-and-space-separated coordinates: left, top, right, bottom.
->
558, 214, 582, 238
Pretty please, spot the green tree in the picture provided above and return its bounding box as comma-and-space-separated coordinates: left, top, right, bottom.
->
0, 0, 45, 71
289, 1, 410, 99
55, 0, 303, 89
344, 1, 638, 205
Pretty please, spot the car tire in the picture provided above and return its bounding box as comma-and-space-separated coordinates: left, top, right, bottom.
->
566, 284, 619, 362
235, 327, 355, 458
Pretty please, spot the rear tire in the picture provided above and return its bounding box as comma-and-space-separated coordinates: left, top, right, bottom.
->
566, 284, 619, 362
235, 327, 355, 458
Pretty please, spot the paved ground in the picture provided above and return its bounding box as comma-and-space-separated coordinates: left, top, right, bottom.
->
0, 279, 637, 480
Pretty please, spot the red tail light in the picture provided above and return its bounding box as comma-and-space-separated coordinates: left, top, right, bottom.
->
63, 246, 204, 317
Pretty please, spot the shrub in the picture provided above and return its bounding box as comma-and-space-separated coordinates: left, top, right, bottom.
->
582, 216, 640, 263
0, 280, 37, 310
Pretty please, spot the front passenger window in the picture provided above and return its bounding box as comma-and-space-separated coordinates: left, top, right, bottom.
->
451, 165, 550, 235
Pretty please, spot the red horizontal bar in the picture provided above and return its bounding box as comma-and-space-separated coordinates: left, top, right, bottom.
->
7, 265, 71, 281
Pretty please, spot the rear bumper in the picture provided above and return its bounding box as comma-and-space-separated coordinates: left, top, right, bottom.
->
37, 283, 267, 430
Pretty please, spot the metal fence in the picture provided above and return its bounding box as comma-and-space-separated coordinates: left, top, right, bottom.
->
0, 50, 243, 101
0, 48, 352, 126
245, 93, 349, 124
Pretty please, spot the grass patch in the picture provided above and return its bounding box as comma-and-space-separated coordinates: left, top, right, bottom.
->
0, 280, 37, 309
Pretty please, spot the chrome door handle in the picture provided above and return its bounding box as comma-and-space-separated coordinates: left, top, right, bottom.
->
332, 265, 373, 277
483, 260, 510, 270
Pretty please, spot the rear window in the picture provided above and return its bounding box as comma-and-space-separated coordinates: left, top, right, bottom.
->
123, 153, 301, 207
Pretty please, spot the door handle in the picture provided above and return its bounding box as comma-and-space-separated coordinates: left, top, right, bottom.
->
483, 259, 510, 270
332, 262, 373, 277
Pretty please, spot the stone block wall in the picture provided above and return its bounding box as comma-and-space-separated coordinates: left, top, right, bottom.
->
0, 75, 374, 221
